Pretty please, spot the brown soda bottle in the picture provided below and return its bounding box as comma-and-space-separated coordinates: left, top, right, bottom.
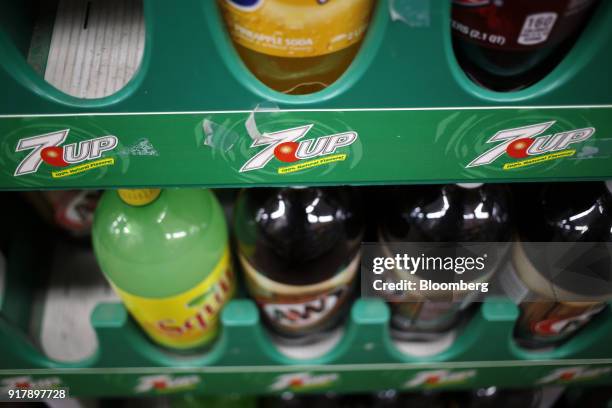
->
509, 181, 612, 350
233, 187, 363, 344
23, 190, 101, 239
218, 0, 375, 95
451, 387, 543, 408
451, 0, 600, 91
379, 183, 512, 341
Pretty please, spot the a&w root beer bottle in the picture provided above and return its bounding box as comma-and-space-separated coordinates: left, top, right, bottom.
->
508, 181, 612, 350
233, 187, 363, 344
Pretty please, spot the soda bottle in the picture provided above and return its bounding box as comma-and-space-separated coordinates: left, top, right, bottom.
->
260, 393, 340, 408
23, 190, 101, 239
92, 189, 234, 350
556, 386, 612, 408
451, 0, 599, 91
169, 394, 259, 408
218, 0, 375, 95
508, 181, 612, 350
379, 183, 511, 341
451, 387, 542, 408
372, 390, 448, 408
233, 187, 363, 343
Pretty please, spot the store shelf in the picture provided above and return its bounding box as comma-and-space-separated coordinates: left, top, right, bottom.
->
2, 236, 612, 397
0, 1, 611, 189
2, 0, 612, 399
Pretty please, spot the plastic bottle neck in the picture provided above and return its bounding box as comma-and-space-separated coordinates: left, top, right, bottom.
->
117, 189, 161, 206
455, 183, 484, 189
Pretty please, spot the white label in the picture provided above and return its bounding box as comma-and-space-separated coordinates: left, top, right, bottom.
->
518, 13, 558, 45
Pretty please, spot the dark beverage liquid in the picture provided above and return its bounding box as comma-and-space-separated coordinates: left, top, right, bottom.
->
260, 393, 340, 408
455, 387, 542, 408
511, 181, 612, 349
380, 184, 511, 340
452, 0, 599, 91
233, 187, 363, 343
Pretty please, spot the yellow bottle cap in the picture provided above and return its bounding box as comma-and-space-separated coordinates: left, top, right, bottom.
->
117, 189, 161, 206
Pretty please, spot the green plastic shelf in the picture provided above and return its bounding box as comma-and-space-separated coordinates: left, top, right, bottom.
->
0, 1, 611, 189
2, 227, 612, 397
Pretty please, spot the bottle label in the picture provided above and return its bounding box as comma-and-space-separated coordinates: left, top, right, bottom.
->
39, 190, 100, 236
517, 302, 605, 343
219, 0, 374, 58
508, 241, 606, 345
240, 253, 359, 335
517, 13, 558, 46
112, 248, 234, 350
451, 0, 597, 51
377, 238, 489, 334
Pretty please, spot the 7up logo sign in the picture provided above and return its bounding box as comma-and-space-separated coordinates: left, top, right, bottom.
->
404, 369, 476, 388
538, 366, 612, 384
467, 121, 595, 170
14, 129, 118, 177
135, 375, 200, 393
240, 124, 358, 173
269, 372, 339, 392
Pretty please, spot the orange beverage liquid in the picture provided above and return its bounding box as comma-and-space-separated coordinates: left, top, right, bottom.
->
218, 0, 375, 95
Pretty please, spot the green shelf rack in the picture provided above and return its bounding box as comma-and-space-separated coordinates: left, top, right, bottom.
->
2, 0, 612, 398
0, 0, 611, 189
2, 197, 612, 397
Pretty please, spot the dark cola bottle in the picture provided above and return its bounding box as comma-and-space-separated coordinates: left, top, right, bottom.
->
260, 393, 340, 408
451, 0, 600, 91
509, 181, 612, 350
233, 187, 363, 344
451, 387, 542, 408
379, 183, 512, 341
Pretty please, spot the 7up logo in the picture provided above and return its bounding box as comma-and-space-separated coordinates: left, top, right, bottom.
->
538, 366, 612, 384
135, 375, 200, 393
240, 124, 358, 173
466, 121, 595, 169
404, 369, 476, 388
14, 129, 118, 176
269, 372, 338, 392
1, 376, 62, 392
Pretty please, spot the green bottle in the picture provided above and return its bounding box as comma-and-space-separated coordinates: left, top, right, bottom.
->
92, 188, 234, 350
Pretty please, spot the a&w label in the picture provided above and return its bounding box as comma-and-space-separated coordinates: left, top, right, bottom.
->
240, 253, 359, 336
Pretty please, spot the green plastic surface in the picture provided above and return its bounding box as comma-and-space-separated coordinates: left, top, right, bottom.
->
2, 230, 612, 396
0, 108, 611, 189
2, 295, 612, 397
0, 1, 610, 189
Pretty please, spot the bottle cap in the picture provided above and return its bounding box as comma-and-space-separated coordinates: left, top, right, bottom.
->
456, 183, 484, 189
117, 189, 161, 206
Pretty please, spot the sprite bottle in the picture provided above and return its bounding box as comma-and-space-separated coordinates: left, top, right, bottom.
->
92, 188, 234, 350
